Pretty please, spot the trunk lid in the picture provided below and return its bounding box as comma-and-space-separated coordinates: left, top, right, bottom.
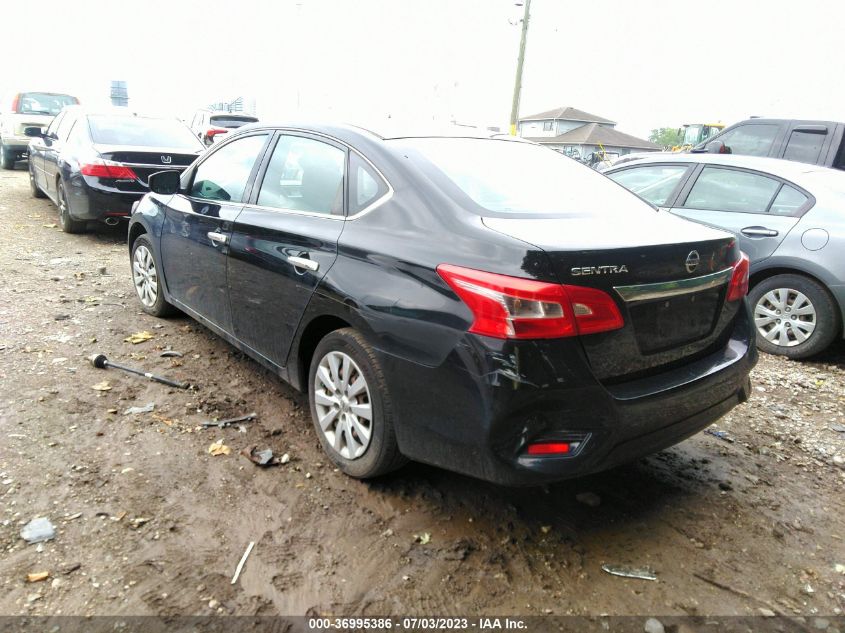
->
93, 144, 201, 190
483, 213, 741, 382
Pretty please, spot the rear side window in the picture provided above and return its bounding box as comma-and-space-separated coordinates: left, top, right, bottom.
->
256, 135, 345, 215
783, 129, 826, 164
607, 164, 689, 206
683, 167, 780, 213
769, 184, 808, 216
718, 124, 780, 156
349, 153, 389, 214
190, 134, 268, 202
88, 116, 202, 150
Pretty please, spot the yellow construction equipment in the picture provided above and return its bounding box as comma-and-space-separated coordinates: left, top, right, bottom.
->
672, 123, 725, 152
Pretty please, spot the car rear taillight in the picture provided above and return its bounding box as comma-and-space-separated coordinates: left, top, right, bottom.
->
80, 160, 137, 180
11, 94, 20, 113
526, 442, 571, 456
437, 264, 624, 340
727, 252, 750, 301
206, 127, 227, 138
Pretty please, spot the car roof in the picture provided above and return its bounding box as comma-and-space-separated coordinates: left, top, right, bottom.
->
231, 120, 522, 143
59, 105, 184, 120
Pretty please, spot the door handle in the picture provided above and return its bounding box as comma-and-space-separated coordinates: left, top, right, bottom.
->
207, 231, 228, 245
741, 226, 778, 237
287, 255, 319, 272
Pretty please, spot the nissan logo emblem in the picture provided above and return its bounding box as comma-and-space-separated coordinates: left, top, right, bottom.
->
685, 250, 700, 273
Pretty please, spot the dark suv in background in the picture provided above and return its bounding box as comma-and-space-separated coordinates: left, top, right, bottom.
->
694, 117, 845, 170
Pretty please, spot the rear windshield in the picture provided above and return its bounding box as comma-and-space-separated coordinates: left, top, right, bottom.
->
88, 116, 203, 150
395, 137, 655, 217
210, 115, 258, 129
17, 93, 77, 116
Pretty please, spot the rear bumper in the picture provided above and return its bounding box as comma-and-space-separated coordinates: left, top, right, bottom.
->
66, 175, 144, 221
381, 301, 757, 486
1, 136, 30, 152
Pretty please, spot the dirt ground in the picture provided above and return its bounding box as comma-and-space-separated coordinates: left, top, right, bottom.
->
1, 166, 844, 618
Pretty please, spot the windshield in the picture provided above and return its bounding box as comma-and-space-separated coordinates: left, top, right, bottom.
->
18, 92, 78, 116
395, 137, 656, 217
210, 115, 258, 129
88, 116, 204, 150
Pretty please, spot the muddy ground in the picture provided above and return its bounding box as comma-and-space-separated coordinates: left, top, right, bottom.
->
0, 166, 843, 618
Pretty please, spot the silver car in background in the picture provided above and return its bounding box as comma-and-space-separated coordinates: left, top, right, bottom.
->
605, 153, 845, 359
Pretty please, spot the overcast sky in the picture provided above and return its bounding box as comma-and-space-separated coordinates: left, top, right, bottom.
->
4, 0, 842, 138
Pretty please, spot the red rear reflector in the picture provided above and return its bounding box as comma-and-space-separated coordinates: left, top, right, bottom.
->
436, 264, 624, 339
80, 160, 137, 180
727, 252, 750, 301
527, 442, 571, 455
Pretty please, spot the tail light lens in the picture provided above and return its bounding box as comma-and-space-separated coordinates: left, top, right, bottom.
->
727, 252, 750, 301
206, 127, 227, 138
526, 442, 571, 456
437, 264, 624, 339
11, 94, 20, 113
80, 160, 137, 180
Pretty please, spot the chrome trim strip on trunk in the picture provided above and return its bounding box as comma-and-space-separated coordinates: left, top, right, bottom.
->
614, 267, 733, 303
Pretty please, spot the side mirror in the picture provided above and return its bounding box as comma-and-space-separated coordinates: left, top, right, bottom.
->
24, 126, 45, 138
705, 140, 728, 154
148, 170, 182, 195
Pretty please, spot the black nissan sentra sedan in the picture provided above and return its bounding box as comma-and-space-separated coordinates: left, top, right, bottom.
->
127, 124, 757, 485
27, 106, 204, 232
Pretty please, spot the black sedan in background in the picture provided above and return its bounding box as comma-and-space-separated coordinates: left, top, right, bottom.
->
128, 124, 756, 485
27, 106, 204, 232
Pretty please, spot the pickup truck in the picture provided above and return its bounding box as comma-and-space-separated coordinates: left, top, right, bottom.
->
692, 118, 845, 170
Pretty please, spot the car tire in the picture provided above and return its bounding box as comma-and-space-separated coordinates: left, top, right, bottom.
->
57, 180, 85, 233
130, 235, 176, 317
749, 274, 840, 359
0, 142, 14, 170
29, 165, 46, 198
308, 328, 406, 479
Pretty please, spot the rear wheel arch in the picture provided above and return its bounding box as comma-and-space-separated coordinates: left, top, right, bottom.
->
292, 314, 353, 392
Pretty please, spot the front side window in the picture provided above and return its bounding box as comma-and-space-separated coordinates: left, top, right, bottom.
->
783, 129, 826, 164
190, 134, 268, 202
45, 112, 65, 138
543, 121, 554, 131
607, 164, 690, 206
718, 124, 780, 156
256, 135, 345, 215
683, 166, 780, 213
55, 114, 76, 141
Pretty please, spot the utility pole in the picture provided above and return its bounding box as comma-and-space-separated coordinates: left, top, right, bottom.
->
509, 0, 532, 136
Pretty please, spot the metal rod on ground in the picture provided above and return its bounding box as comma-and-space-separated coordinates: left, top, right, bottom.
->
89, 354, 189, 389
508, 0, 532, 137
231, 541, 255, 585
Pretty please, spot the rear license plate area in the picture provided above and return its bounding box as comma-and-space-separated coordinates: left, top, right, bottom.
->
629, 288, 723, 354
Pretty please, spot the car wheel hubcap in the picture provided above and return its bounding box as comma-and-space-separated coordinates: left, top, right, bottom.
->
132, 245, 158, 307
314, 351, 372, 460
754, 287, 816, 347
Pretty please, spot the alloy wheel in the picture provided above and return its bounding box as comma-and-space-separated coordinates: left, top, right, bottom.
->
132, 244, 159, 307
313, 351, 373, 460
754, 287, 816, 347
